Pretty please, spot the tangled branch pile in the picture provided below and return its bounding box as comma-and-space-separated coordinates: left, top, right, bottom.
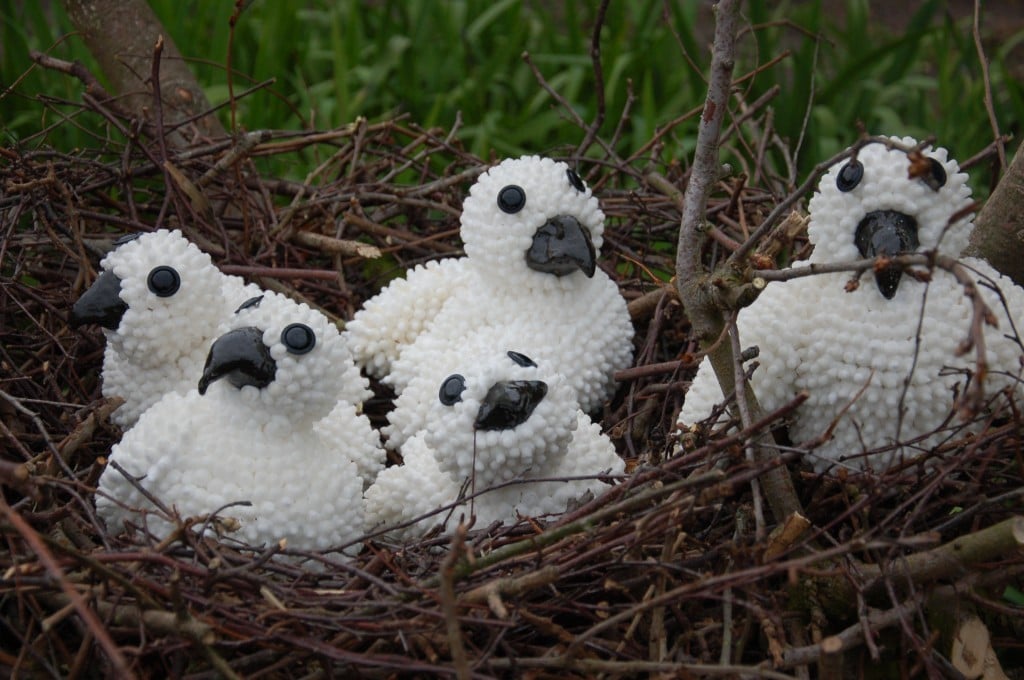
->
2, 54, 1023, 679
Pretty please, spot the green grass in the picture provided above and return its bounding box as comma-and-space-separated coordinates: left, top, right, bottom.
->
2, 1, 1021, 192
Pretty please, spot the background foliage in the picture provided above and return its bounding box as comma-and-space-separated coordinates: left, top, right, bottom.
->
3, 0, 1022, 194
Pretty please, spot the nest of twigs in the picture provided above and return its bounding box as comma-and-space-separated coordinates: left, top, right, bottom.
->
2, 84, 1024, 679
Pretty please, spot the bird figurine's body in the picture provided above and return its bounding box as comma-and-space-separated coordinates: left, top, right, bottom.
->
344, 156, 634, 415
97, 290, 376, 557
677, 137, 1024, 473
363, 347, 624, 539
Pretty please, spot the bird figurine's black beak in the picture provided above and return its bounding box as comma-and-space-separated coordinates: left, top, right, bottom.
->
474, 380, 548, 431
854, 209, 919, 299
199, 326, 276, 395
70, 270, 128, 330
526, 215, 596, 277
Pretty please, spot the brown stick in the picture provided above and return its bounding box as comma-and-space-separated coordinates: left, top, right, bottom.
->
439, 526, 471, 680
0, 497, 134, 678
292, 231, 382, 259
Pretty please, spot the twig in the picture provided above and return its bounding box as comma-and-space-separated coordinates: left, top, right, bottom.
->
484, 656, 800, 678
802, 515, 1024, 618
972, 1, 1006, 172
0, 389, 74, 478
576, 0, 610, 157
27, 50, 117, 107
196, 130, 272, 188
37, 591, 213, 643
729, 316, 766, 542
675, 0, 740, 289
291, 231, 382, 259
0, 497, 134, 678
417, 428, 804, 589
791, 35, 821, 175
58, 397, 125, 459
218, 265, 346, 281
432, 467, 723, 584
459, 565, 560, 618
521, 51, 619, 163
624, 286, 679, 324
439, 526, 471, 680
150, 34, 174, 230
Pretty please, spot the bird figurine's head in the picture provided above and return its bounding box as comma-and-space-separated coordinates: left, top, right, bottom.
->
199, 291, 352, 431
460, 156, 606, 290
70, 230, 230, 364
807, 137, 973, 299
421, 349, 578, 488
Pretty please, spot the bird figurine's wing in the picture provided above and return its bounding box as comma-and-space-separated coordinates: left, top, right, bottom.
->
314, 400, 386, 489
344, 258, 469, 379
363, 434, 461, 540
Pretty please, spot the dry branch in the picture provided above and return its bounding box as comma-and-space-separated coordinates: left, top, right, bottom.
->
795, 516, 1024, 618
969, 140, 1024, 286
674, 0, 803, 524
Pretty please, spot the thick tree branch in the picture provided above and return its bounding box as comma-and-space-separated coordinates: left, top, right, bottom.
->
968, 140, 1024, 286
795, 516, 1024, 620
62, 0, 226, 147
675, 0, 739, 297
674, 0, 803, 523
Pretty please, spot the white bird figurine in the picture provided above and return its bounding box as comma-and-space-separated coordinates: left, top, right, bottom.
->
344, 155, 634, 415
677, 137, 1024, 473
97, 290, 377, 558
364, 346, 624, 540
70, 230, 263, 427
70, 229, 384, 484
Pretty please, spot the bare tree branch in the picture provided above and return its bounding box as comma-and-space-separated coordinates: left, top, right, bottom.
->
674, 0, 803, 523
968, 140, 1024, 286
62, 0, 226, 146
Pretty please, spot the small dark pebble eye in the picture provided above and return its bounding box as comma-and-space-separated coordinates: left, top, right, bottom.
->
114, 233, 142, 246
147, 266, 180, 297
836, 160, 864, 192
281, 323, 316, 354
922, 158, 947, 191
439, 374, 466, 405
497, 185, 526, 214
507, 351, 537, 368
566, 168, 586, 192
235, 295, 263, 313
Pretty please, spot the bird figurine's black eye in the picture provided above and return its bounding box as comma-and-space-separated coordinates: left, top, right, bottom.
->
235, 295, 263, 313
566, 168, 586, 193
281, 323, 316, 355
836, 160, 864, 192
147, 266, 180, 297
114, 233, 142, 246
497, 185, 526, 214
439, 374, 466, 405
922, 158, 947, 191
507, 351, 537, 368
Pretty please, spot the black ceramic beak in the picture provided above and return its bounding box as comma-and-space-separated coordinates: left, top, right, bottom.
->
199, 326, 276, 395
70, 270, 128, 330
474, 380, 548, 431
854, 209, 919, 299
525, 215, 596, 277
